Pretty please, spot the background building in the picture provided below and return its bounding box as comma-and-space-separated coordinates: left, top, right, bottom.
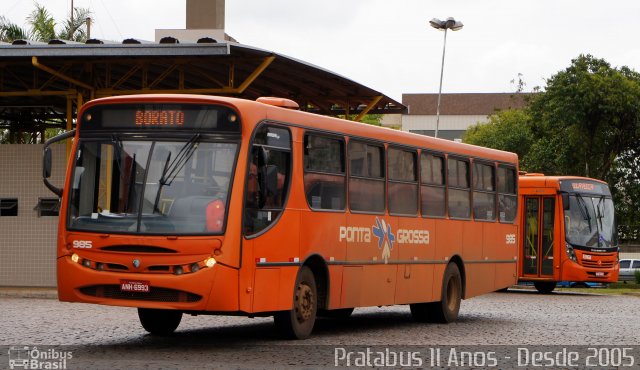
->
399, 93, 530, 141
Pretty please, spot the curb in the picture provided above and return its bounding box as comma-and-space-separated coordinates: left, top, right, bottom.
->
0, 288, 57, 299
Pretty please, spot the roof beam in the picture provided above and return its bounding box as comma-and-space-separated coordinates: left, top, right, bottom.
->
354, 95, 383, 122
31, 56, 94, 92
235, 56, 275, 94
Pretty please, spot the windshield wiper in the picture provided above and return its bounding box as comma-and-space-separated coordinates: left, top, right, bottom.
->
575, 194, 593, 233
152, 134, 201, 213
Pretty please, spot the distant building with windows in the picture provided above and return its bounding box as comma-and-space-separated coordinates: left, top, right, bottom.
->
395, 93, 531, 141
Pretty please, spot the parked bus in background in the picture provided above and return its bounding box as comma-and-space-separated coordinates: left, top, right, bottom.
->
518, 174, 619, 293
43, 94, 519, 339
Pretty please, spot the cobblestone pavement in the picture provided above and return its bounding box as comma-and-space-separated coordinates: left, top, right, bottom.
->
1, 290, 639, 369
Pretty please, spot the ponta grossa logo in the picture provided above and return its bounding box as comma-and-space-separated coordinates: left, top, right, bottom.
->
339, 218, 429, 263
372, 217, 395, 264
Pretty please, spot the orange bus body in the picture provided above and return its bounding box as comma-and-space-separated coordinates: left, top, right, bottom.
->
50, 94, 520, 337
518, 174, 619, 292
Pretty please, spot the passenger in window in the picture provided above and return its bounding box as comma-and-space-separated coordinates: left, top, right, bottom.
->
246, 161, 260, 208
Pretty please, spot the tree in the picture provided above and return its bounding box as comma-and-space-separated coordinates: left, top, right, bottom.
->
464, 55, 640, 242
58, 7, 91, 42
463, 108, 534, 168
27, 3, 56, 42
528, 54, 640, 179
0, 3, 91, 43
0, 16, 28, 42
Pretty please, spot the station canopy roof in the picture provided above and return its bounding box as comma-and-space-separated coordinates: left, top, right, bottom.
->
0, 39, 405, 135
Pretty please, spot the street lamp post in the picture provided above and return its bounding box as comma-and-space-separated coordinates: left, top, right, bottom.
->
429, 17, 463, 138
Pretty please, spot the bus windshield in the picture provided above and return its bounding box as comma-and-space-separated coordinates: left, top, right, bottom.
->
564, 194, 616, 249
68, 137, 237, 235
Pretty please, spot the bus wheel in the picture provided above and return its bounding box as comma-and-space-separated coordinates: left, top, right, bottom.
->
410, 263, 462, 323
137, 308, 182, 335
274, 266, 317, 339
318, 308, 354, 319
534, 281, 556, 294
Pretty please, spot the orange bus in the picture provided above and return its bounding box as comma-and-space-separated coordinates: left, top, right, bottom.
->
518, 174, 619, 293
43, 94, 519, 339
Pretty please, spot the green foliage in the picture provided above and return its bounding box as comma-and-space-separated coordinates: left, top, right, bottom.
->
0, 16, 28, 42
58, 7, 91, 42
635, 270, 640, 285
0, 3, 91, 43
27, 3, 56, 41
464, 54, 640, 242
609, 148, 640, 242
463, 108, 533, 168
338, 114, 383, 126
528, 55, 640, 179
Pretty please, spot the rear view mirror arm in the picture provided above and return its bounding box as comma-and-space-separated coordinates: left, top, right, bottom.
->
43, 130, 76, 197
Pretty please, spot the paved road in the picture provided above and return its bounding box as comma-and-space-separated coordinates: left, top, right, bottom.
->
1, 290, 639, 369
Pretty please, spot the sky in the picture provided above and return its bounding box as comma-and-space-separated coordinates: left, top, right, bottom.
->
4, 0, 640, 101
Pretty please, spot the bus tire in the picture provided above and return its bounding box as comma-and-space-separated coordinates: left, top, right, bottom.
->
318, 308, 354, 319
137, 308, 182, 335
534, 281, 556, 294
274, 266, 317, 339
410, 263, 462, 323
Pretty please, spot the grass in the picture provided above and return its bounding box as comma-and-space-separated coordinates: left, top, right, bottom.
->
556, 282, 640, 295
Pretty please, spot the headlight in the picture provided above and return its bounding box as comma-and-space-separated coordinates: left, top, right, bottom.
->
204, 257, 217, 268
565, 242, 577, 262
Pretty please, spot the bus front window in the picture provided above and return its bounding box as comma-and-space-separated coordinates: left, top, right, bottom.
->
69, 138, 237, 235
564, 194, 616, 249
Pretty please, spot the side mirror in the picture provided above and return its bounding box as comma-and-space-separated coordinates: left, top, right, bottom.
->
42, 130, 76, 197
43, 147, 52, 179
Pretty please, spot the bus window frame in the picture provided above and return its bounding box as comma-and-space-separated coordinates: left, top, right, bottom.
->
419, 149, 447, 219
472, 160, 497, 223
346, 138, 386, 215
302, 130, 347, 213
242, 121, 293, 239
387, 145, 419, 217
66, 133, 241, 236
447, 155, 472, 220
497, 164, 518, 224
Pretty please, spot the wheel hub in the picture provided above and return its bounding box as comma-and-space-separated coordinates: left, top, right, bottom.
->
295, 283, 314, 322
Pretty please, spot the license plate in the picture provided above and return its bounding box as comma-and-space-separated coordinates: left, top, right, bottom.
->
120, 280, 150, 293
595, 272, 605, 277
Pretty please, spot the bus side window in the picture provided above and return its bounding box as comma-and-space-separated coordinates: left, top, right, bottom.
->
420, 152, 446, 217
303, 134, 346, 210
497, 165, 517, 222
447, 157, 471, 219
388, 147, 418, 215
348, 140, 385, 213
244, 125, 291, 235
472, 162, 496, 221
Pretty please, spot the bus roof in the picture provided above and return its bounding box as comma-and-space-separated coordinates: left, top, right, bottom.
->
519, 174, 610, 196
82, 94, 519, 165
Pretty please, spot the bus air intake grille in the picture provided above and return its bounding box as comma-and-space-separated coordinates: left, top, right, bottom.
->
101, 245, 177, 253
581, 260, 615, 269
79, 285, 201, 303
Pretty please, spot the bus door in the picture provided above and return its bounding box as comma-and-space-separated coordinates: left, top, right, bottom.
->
523, 196, 556, 277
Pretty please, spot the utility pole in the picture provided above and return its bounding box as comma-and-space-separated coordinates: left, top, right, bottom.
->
71, 0, 74, 20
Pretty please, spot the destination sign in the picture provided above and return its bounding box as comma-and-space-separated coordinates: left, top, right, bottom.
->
79, 103, 240, 134
135, 110, 185, 126
559, 180, 610, 196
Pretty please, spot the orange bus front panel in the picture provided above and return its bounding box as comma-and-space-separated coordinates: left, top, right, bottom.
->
561, 250, 619, 283
57, 255, 240, 312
